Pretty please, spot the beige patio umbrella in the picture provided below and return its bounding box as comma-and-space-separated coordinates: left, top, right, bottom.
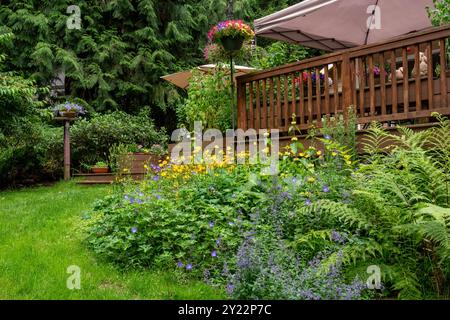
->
161, 64, 257, 89
255, 0, 435, 51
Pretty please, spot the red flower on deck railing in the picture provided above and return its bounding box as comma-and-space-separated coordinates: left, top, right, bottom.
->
294, 72, 326, 86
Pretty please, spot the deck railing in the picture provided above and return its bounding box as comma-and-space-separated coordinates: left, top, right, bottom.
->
236, 25, 450, 133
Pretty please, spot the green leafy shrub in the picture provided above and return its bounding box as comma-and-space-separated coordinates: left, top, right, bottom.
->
71, 111, 167, 169
177, 67, 231, 132
0, 120, 63, 187
85, 164, 258, 276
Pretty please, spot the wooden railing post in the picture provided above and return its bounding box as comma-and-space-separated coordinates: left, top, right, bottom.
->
236, 79, 247, 130
342, 52, 353, 117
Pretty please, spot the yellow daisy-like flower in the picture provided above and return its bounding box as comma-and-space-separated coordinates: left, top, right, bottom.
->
291, 137, 298, 141
332, 152, 338, 157
307, 177, 315, 183
316, 150, 322, 156
299, 152, 305, 157
143, 164, 148, 169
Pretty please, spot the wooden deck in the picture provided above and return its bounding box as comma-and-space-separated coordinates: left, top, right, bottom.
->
236, 25, 450, 134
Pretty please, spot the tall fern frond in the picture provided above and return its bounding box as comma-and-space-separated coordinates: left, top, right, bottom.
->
361, 122, 393, 158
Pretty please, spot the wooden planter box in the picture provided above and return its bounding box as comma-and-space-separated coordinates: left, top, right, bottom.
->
119, 153, 162, 175
92, 167, 109, 174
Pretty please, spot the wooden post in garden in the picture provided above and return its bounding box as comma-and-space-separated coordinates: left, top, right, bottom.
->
55, 117, 76, 181
64, 120, 71, 181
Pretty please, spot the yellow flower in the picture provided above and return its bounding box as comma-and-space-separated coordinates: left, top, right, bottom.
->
143, 164, 148, 169
299, 152, 305, 157
307, 177, 315, 183
123, 168, 129, 172
193, 146, 202, 153
332, 152, 338, 157
291, 137, 298, 141
316, 150, 322, 156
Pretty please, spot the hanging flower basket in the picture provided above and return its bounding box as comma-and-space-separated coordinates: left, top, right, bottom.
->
220, 35, 245, 52
208, 20, 254, 53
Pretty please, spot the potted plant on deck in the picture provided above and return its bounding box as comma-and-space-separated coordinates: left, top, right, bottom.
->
91, 161, 109, 174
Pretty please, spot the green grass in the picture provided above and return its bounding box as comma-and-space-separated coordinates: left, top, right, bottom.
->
0, 181, 225, 300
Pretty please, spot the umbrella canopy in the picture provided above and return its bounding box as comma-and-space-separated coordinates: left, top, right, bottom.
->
255, 0, 435, 51
161, 64, 257, 89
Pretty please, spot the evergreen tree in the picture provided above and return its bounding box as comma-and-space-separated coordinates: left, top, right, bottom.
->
0, 0, 304, 130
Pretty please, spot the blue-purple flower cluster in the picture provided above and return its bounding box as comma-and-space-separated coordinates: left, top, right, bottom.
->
53, 102, 86, 116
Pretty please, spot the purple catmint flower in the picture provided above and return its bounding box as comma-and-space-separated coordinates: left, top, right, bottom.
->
177, 261, 184, 268
209, 221, 215, 228
222, 262, 229, 276
216, 237, 222, 246
211, 250, 217, 257
155, 195, 161, 200
129, 197, 135, 204
186, 264, 193, 271
280, 191, 292, 199
131, 227, 138, 233
204, 269, 210, 283
305, 199, 312, 206
153, 175, 159, 181
331, 230, 341, 243
124, 195, 129, 200
322, 185, 330, 193
136, 199, 143, 205
324, 134, 332, 140
226, 284, 234, 295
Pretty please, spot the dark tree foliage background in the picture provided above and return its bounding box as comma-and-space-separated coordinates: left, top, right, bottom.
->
0, 0, 303, 131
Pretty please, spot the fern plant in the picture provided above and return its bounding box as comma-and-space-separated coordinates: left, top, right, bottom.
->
291, 117, 450, 299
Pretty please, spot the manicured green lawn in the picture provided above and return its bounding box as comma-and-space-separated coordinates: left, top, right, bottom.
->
0, 181, 225, 300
